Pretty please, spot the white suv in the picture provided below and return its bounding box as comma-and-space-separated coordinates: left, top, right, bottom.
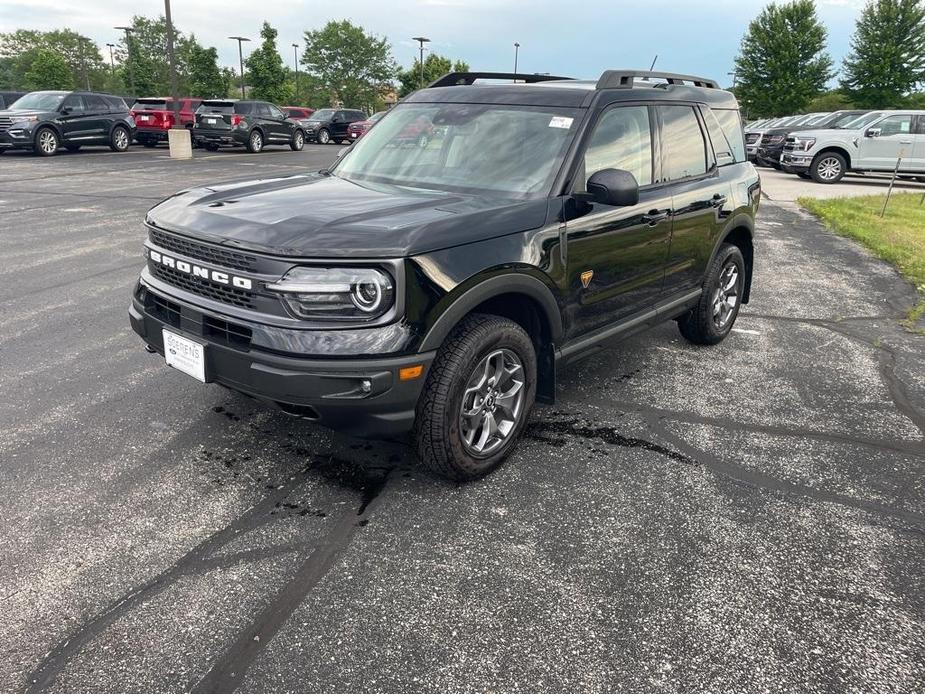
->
781, 110, 925, 183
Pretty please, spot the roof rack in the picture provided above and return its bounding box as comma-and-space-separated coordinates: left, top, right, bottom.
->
596, 70, 719, 90
428, 72, 575, 88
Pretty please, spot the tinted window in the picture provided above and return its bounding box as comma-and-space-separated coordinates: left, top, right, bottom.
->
133, 99, 168, 110
660, 105, 707, 179
85, 94, 108, 111
577, 105, 653, 190
702, 108, 736, 166
349, 111, 366, 121
268, 105, 285, 120
61, 95, 87, 113
915, 116, 925, 135
234, 102, 254, 115
876, 114, 912, 136
199, 101, 235, 114
105, 96, 128, 110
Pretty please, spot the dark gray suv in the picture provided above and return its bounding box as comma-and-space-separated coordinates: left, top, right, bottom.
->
193, 99, 306, 153
302, 108, 367, 144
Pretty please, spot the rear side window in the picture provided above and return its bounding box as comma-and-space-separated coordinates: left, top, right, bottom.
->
660, 105, 708, 180
712, 108, 746, 163
234, 103, 254, 115
578, 105, 653, 189
701, 108, 736, 167
85, 95, 108, 111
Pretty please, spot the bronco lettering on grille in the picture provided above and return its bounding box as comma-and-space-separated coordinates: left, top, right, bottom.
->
148, 249, 253, 290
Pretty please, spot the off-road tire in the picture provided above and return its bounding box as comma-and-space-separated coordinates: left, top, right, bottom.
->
678, 243, 745, 345
810, 151, 846, 184
246, 129, 264, 153
414, 313, 537, 481
109, 125, 131, 152
290, 130, 305, 151
34, 127, 59, 156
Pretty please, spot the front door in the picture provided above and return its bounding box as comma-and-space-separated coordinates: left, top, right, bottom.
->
58, 95, 92, 143
857, 114, 915, 170
563, 104, 672, 339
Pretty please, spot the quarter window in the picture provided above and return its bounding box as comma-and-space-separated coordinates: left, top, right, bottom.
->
576, 105, 653, 191
702, 108, 736, 167
660, 105, 708, 180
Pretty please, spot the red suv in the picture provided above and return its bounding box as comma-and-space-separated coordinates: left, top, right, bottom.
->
347, 111, 386, 141
131, 97, 202, 147
282, 106, 315, 121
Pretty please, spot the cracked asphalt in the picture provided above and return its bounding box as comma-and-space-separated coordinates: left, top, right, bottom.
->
1, 146, 923, 693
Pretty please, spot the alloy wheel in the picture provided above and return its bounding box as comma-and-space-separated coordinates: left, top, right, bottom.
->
295, 132, 304, 149
38, 130, 57, 155
711, 262, 740, 329
816, 156, 841, 181
114, 128, 129, 150
251, 132, 262, 151
318, 129, 330, 144
459, 348, 525, 457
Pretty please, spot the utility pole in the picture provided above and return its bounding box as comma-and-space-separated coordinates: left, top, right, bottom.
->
412, 36, 430, 89
115, 26, 136, 95
229, 36, 251, 99
106, 43, 116, 73
513, 42, 520, 78
164, 0, 180, 126
292, 43, 300, 104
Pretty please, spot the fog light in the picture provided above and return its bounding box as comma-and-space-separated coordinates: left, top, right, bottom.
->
360, 379, 372, 393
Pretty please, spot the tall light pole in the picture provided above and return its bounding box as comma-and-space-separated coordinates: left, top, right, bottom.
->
292, 43, 300, 104
106, 43, 116, 73
727, 71, 738, 88
513, 42, 520, 77
412, 36, 430, 89
115, 26, 135, 95
229, 36, 251, 99
163, 0, 180, 126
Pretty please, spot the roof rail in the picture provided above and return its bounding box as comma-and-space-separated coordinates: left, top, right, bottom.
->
596, 70, 719, 90
428, 72, 575, 88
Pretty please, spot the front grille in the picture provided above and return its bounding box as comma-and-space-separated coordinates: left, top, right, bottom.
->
203, 314, 252, 350
151, 263, 256, 309
147, 291, 182, 328
0, 116, 12, 131
143, 289, 253, 351
149, 228, 257, 272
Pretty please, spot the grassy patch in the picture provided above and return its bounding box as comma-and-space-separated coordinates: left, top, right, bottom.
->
798, 192, 925, 330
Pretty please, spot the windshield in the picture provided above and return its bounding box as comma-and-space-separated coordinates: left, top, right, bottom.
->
842, 111, 884, 130
9, 91, 67, 111
309, 109, 334, 121
368, 111, 386, 123
333, 103, 581, 199
830, 112, 865, 128
804, 113, 830, 125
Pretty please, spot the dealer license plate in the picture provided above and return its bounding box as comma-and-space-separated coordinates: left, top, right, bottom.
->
163, 329, 206, 382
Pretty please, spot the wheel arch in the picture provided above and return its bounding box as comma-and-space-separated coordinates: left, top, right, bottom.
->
814, 145, 852, 170
713, 216, 755, 304
33, 122, 62, 146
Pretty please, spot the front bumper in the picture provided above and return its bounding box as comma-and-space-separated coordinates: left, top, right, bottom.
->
781, 151, 812, 172
0, 126, 35, 150
757, 143, 785, 166
130, 283, 434, 438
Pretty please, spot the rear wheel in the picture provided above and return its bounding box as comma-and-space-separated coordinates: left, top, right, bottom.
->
414, 314, 536, 481
317, 128, 331, 145
678, 243, 745, 345
810, 151, 846, 184
290, 130, 305, 151
246, 129, 263, 153
109, 125, 130, 152
34, 127, 59, 156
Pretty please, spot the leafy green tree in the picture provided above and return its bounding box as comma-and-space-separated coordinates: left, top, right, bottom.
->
0, 29, 106, 90
245, 22, 291, 103
804, 89, 855, 112
117, 16, 171, 96
24, 48, 73, 90
301, 20, 397, 112
397, 54, 469, 97
733, 0, 834, 117
840, 0, 925, 108
180, 38, 225, 97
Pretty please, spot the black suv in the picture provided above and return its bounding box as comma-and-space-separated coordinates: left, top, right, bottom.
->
302, 108, 367, 144
193, 99, 305, 153
756, 109, 869, 169
0, 90, 135, 156
131, 70, 759, 480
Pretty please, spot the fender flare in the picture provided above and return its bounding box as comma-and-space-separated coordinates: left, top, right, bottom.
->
710, 212, 755, 302
419, 273, 564, 352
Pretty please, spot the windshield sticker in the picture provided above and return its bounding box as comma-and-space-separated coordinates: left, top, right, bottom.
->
548, 116, 573, 129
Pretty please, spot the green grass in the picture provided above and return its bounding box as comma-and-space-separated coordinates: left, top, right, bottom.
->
798, 192, 925, 330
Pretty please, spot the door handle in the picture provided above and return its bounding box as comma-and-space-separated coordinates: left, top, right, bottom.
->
710, 194, 727, 208
642, 209, 670, 226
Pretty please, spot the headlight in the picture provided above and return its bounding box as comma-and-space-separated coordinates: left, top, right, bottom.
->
266, 267, 394, 320
12, 115, 38, 124
791, 137, 816, 151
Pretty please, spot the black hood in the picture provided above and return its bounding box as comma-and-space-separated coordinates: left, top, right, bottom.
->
146, 173, 549, 259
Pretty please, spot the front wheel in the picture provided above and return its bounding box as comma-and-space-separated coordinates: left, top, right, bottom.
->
414, 314, 536, 481
317, 128, 331, 145
290, 130, 305, 151
110, 125, 130, 152
34, 127, 59, 156
810, 151, 846, 184
678, 243, 745, 345
246, 130, 263, 153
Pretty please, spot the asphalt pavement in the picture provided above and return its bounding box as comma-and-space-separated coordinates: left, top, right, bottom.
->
1, 145, 923, 694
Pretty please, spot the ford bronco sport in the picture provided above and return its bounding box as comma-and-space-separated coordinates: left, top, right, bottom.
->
131, 70, 759, 480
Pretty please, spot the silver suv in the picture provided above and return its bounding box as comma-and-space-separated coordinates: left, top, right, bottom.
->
781, 110, 925, 183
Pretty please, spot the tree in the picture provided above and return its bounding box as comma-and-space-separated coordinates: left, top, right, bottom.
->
301, 20, 397, 111
0, 29, 106, 91
841, 0, 925, 108
24, 49, 73, 90
246, 22, 291, 103
804, 89, 855, 112
397, 54, 469, 97
733, 0, 834, 117
180, 38, 225, 98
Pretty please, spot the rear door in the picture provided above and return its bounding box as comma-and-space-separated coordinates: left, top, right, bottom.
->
82, 94, 112, 142
911, 115, 925, 172
856, 114, 915, 170
659, 104, 732, 296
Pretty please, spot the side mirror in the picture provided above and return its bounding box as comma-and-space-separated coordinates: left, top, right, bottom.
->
331, 115, 342, 123
865, 127, 881, 138
586, 169, 639, 207
60, 106, 72, 115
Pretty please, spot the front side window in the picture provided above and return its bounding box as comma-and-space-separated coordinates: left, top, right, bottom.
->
61, 95, 87, 114
575, 105, 653, 190
660, 105, 708, 180
334, 102, 581, 199
875, 115, 912, 136
310, 109, 334, 121
268, 105, 285, 120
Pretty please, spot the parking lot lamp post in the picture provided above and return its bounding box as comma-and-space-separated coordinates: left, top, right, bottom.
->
164, 0, 181, 127
115, 26, 136, 96
412, 37, 430, 89
514, 42, 520, 77
292, 43, 300, 104
106, 43, 116, 73
229, 36, 251, 99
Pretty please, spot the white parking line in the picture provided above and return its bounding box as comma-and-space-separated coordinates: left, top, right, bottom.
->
732, 328, 761, 335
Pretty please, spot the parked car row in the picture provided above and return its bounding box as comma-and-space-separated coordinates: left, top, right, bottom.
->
744, 109, 925, 184
0, 89, 370, 156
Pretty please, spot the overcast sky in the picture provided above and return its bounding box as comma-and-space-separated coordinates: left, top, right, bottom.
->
0, 0, 868, 85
